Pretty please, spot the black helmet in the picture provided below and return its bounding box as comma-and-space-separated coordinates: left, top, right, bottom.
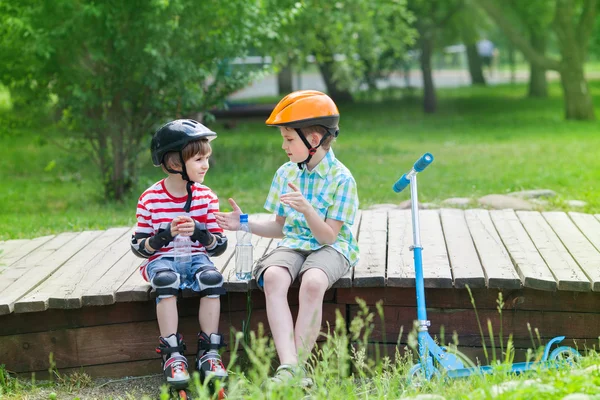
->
151, 119, 216, 167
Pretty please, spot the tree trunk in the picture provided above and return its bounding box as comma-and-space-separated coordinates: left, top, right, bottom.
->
277, 64, 293, 95
419, 36, 436, 113
553, 1, 596, 120
528, 32, 548, 98
559, 64, 595, 120
507, 44, 516, 84
465, 43, 486, 85
317, 60, 353, 103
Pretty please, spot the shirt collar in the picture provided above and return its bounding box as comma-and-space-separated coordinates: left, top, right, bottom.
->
303, 149, 335, 178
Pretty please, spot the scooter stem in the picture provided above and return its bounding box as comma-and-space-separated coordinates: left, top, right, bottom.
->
410, 173, 429, 329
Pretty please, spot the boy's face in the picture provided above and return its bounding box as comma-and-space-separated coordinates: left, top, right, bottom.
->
183, 150, 211, 183
280, 127, 320, 163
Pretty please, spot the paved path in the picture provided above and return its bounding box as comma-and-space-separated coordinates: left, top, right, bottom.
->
231, 69, 540, 100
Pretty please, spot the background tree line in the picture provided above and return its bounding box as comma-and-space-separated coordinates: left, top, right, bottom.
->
0, 0, 598, 201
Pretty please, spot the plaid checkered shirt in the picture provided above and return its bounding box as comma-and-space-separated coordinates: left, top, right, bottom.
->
264, 149, 360, 266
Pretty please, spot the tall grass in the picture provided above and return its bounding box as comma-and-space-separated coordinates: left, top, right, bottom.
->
3, 302, 600, 399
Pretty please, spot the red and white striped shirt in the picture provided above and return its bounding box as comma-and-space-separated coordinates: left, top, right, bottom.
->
136, 179, 224, 280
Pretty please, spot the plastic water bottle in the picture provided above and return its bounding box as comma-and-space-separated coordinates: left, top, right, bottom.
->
235, 214, 253, 281
173, 234, 192, 285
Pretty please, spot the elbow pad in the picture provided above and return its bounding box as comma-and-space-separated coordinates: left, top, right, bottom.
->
130, 236, 154, 258
148, 223, 174, 250
207, 233, 228, 257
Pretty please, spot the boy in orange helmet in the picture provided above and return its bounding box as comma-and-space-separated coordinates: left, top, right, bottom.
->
216, 90, 359, 386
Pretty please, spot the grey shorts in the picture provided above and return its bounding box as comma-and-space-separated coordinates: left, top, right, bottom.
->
253, 246, 350, 290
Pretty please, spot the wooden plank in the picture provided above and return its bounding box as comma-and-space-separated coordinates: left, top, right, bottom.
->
418, 210, 453, 288
212, 227, 237, 274
352, 305, 600, 343
352, 210, 387, 287
464, 209, 521, 289
490, 210, 556, 291
115, 265, 151, 303
222, 213, 271, 292
387, 210, 453, 288
13, 230, 116, 313
0, 239, 29, 261
333, 209, 361, 289
48, 228, 132, 309
0, 235, 55, 268
517, 211, 591, 291
387, 209, 415, 287
544, 211, 600, 291
337, 287, 600, 313
0, 232, 94, 315
570, 212, 600, 253
82, 239, 144, 306
440, 209, 485, 288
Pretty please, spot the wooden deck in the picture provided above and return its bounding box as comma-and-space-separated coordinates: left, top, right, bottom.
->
2, 209, 600, 315
2, 208, 600, 377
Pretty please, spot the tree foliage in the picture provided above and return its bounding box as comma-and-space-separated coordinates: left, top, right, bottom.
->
0, 0, 272, 199
269, 0, 417, 100
478, 0, 598, 119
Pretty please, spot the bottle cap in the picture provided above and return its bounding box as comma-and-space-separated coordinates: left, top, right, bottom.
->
240, 214, 248, 223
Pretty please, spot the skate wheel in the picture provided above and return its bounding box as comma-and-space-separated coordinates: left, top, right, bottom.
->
178, 389, 188, 400
217, 388, 226, 399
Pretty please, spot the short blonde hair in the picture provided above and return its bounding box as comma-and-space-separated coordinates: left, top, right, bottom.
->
299, 125, 337, 150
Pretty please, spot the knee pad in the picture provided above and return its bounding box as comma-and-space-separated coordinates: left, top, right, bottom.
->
151, 269, 180, 298
195, 266, 226, 298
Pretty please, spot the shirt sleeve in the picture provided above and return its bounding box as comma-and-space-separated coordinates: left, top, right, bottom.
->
264, 169, 286, 217
135, 197, 154, 236
327, 176, 358, 225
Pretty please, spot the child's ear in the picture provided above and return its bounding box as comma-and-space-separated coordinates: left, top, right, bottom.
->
311, 132, 322, 146
165, 158, 181, 171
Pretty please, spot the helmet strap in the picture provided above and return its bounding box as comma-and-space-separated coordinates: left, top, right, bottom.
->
295, 128, 331, 170
164, 152, 194, 212
183, 181, 193, 213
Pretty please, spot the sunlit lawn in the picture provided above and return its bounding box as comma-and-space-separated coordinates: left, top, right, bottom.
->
1, 81, 600, 240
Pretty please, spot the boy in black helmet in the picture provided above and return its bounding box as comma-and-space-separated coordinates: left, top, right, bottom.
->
130, 119, 228, 389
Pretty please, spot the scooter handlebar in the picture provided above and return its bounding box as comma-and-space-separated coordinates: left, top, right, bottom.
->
392, 153, 434, 193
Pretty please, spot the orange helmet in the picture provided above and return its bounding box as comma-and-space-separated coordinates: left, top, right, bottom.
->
266, 90, 339, 134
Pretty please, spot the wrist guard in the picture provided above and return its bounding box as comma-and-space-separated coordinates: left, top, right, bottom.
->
191, 221, 214, 246
131, 236, 154, 258
148, 223, 174, 250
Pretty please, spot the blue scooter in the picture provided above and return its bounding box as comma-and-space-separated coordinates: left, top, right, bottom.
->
392, 153, 581, 381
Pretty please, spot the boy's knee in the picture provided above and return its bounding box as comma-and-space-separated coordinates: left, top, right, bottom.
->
263, 266, 291, 294
300, 270, 328, 297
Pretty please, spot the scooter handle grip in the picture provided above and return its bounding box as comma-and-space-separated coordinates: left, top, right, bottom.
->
414, 153, 434, 172
392, 174, 410, 193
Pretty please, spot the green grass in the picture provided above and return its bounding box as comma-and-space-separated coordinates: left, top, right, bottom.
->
2, 303, 600, 399
1, 81, 600, 240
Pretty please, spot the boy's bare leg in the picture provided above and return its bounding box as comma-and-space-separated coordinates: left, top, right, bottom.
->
157, 296, 179, 336
199, 297, 220, 333
263, 266, 296, 365
295, 268, 328, 362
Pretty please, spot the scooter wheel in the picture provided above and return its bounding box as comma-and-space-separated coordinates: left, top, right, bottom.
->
217, 387, 226, 399
407, 363, 439, 386
549, 346, 581, 365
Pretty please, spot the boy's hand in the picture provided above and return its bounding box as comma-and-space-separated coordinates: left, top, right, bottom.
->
215, 198, 243, 231
171, 215, 194, 237
280, 183, 313, 215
